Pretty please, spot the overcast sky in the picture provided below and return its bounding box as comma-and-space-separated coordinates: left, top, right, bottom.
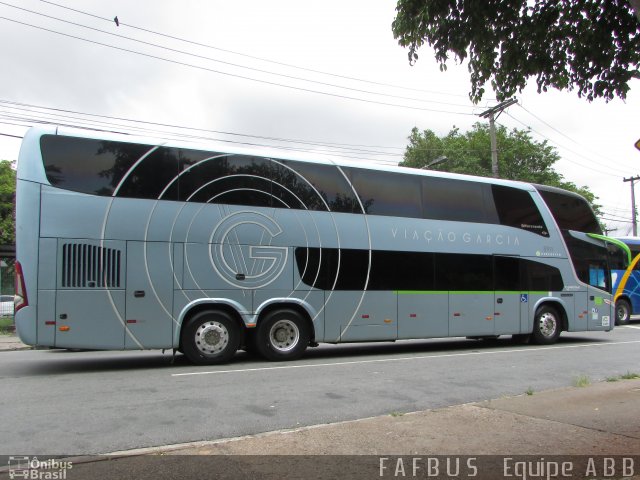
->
1, 0, 639, 234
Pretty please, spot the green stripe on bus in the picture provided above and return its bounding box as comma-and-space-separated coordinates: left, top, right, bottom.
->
395, 290, 550, 295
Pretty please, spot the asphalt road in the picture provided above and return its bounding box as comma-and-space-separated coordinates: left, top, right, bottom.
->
2, 325, 640, 456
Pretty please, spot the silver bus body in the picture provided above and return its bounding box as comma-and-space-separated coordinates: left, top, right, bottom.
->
15, 126, 614, 363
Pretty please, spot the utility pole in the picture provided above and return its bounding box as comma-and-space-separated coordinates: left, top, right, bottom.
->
623, 176, 640, 236
479, 98, 518, 178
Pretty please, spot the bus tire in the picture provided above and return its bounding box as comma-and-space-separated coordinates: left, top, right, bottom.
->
255, 309, 309, 361
531, 305, 562, 345
181, 310, 241, 365
615, 298, 631, 325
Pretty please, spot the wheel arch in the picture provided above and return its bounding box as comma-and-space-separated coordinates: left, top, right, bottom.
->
615, 294, 632, 309
532, 298, 568, 332
176, 299, 248, 349
254, 298, 317, 344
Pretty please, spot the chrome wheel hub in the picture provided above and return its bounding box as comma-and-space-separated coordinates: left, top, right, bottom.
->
538, 312, 557, 338
617, 305, 629, 322
196, 321, 229, 355
269, 319, 299, 352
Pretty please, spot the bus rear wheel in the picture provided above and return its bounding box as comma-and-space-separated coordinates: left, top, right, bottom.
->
181, 310, 241, 365
615, 299, 631, 325
255, 309, 309, 361
531, 305, 562, 345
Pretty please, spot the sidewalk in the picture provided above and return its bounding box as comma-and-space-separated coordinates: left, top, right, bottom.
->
14, 378, 639, 480
136, 378, 640, 456
0, 332, 30, 351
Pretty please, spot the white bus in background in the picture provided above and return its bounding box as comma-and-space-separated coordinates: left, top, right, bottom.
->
14, 126, 615, 364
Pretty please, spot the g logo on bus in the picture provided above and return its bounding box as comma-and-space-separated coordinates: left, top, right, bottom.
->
209, 211, 288, 289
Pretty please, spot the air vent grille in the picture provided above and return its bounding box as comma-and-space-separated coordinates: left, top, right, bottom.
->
61, 243, 122, 288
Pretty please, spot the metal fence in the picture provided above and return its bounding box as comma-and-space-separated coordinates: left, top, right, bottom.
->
0, 257, 15, 332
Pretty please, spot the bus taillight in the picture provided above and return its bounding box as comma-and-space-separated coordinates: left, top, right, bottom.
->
15, 261, 28, 313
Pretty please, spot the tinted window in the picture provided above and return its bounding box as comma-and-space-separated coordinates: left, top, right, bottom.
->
492, 185, 549, 236
295, 248, 565, 292
41, 135, 151, 196
435, 254, 493, 291
117, 147, 180, 200
537, 187, 602, 234
608, 245, 628, 271
422, 177, 493, 223
283, 161, 358, 213
563, 233, 610, 291
524, 260, 565, 291
349, 168, 422, 218
295, 248, 435, 291
494, 256, 520, 291
369, 250, 434, 290
178, 154, 276, 208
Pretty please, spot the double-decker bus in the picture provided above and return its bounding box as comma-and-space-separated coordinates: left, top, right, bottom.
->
14, 126, 615, 364
611, 236, 640, 325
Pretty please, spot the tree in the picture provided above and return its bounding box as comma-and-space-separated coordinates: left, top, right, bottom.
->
392, 0, 640, 102
0, 160, 16, 245
400, 123, 600, 212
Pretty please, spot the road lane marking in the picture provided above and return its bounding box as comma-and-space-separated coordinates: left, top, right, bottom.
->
171, 339, 640, 377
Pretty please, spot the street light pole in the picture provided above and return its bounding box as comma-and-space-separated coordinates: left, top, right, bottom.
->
479, 98, 518, 178
421, 155, 448, 169
624, 176, 640, 236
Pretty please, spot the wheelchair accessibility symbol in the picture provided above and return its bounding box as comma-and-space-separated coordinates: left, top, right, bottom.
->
520, 294, 529, 303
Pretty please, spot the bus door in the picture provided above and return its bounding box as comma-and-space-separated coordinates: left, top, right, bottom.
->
493, 256, 522, 335
445, 254, 494, 337
562, 232, 615, 331
125, 242, 174, 349
55, 239, 126, 349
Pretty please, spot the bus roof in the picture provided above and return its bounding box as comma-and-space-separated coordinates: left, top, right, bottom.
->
615, 236, 640, 246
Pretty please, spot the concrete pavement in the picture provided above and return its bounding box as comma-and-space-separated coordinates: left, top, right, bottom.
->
0, 332, 29, 351
120, 377, 640, 457
1, 332, 639, 479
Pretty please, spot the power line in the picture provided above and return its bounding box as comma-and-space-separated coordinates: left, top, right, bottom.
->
0, 99, 490, 159
516, 103, 627, 172
503, 111, 628, 178
600, 216, 633, 224
0, 15, 476, 116
0, 100, 406, 157
0, 131, 23, 138
0, 108, 406, 165
38, 0, 486, 100
0, 1, 478, 109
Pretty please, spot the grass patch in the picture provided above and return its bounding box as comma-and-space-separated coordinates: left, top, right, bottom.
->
389, 412, 404, 417
605, 372, 640, 382
574, 375, 590, 388
0, 316, 14, 335
0, 317, 14, 329
525, 387, 534, 396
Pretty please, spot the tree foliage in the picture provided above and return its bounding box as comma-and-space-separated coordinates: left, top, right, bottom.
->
400, 123, 600, 212
392, 0, 640, 102
0, 160, 16, 245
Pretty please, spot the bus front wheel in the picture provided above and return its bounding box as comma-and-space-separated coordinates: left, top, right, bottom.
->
531, 305, 562, 345
255, 309, 310, 361
181, 310, 241, 365
615, 299, 631, 325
